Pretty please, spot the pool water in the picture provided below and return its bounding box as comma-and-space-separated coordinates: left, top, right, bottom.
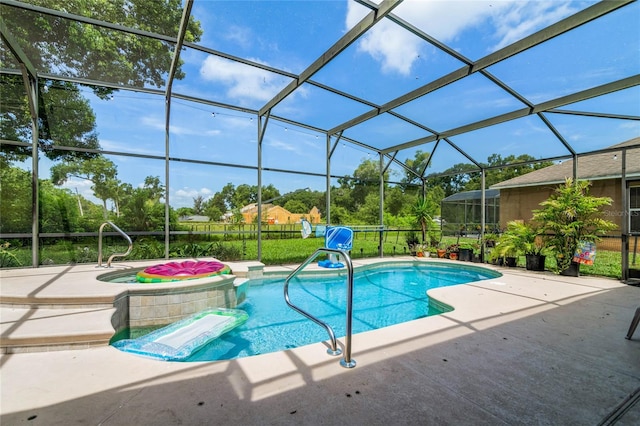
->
183, 262, 500, 362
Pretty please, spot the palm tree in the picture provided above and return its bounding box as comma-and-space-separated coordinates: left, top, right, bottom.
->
413, 196, 432, 244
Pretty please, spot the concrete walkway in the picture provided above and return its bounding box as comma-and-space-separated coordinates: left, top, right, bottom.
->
1, 260, 639, 425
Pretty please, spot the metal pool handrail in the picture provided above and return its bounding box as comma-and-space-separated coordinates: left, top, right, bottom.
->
98, 221, 133, 268
283, 247, 356, 368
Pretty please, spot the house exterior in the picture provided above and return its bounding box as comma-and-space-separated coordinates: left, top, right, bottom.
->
240, 203, 322, 224
490, 138, 640, 235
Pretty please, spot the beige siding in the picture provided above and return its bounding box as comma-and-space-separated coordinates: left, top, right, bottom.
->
499, 179, 624, 233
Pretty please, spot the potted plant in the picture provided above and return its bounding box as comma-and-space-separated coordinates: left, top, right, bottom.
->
488, 243, 507, 266
419, 243, 430, 258
532, 178, 617, 276
492, 232, 519, 267
436, 243, 447, 258
446, 243, 459, 260
501, 221, 547, 271
458, 242, 476, 262
484, 233, 498, 248
405, 231, 420, 256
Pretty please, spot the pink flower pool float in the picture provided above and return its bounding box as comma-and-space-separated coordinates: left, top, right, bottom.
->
136, 260, 231, 283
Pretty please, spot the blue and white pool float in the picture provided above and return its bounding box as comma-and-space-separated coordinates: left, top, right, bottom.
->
113, 308, 248, 361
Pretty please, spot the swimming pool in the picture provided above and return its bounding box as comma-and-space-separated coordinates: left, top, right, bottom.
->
181, 261, 500, 362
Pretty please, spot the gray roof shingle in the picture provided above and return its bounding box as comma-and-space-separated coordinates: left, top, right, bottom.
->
491, 137, 640, 189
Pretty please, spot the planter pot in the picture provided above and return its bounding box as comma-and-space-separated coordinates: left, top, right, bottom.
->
525, 254, 546, 271
560, 261, 580, 277
449, 252, 458, 260
416, 251, 424, 257
437, 249, 446, 258
458, 248, 473, 262
505, 256, 517, 267
422, 251, 430, 258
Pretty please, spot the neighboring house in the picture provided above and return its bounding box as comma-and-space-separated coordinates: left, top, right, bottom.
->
240, 203, 322, 224
490, 137, 640, 233
179, 215, 211, 222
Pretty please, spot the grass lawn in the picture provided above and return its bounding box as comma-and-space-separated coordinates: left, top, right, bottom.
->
2, 233, 628, 280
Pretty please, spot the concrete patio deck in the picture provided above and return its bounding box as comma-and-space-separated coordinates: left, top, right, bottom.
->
1, 258, 639, 425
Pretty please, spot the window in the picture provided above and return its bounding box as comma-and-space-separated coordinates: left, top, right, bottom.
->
630, 185, 640, 234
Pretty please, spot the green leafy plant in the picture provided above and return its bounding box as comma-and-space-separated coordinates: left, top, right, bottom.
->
412, 197, 433, 245
483, 233, 498, 248
405, 231, 420, 254
446, 243, 459, 254
532, 178, 617, 273
130, 237, 165, 260
0, 242, 22, 268
501, 221, 546, 256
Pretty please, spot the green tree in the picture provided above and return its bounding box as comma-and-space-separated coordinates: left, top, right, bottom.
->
176, 207, 194, 218
142, 176, 165, 202
2, 0, 202, 88
192, 195, 205, 215
425, 163, 479, 197
331, 186, 354, 212
0, 165, 32, 233
261, 184, 280, 203
204, 206, 223, 222
425, 154, 555, 196
222, 183, 280, 209
116, 179, 172, 232
283, 199, 307, 214
233, 184, 254, 209
356, 193, 382, 225
384, 186, 410, 216
203, 192, 227, 221
401, 150, 430, 189
329, 205, 351, 225
465, 154, 554, 189
218, 183, 236, 210
38, 181, 82, 233
1, 0, 204, 184
339, 158, 387, 209
1, 78, 100, 163
50, 156, 119, 217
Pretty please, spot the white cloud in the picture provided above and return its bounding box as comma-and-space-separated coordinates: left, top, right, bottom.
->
267, 139, 300, 154
175, 187, 212, 199
200, 55, 290, 102
59, 177, 103, 206
489, 1, 576, 50
357, 20, 420, 75
224, 25, 253, 49
173, 187, 215, 208
348, 0, 575, 75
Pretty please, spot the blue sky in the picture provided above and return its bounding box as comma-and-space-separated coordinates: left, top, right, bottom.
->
48, 0, 639, 208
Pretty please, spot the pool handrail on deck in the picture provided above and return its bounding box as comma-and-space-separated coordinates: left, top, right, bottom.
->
97, 221, 133, 268
284, 247, 356, 368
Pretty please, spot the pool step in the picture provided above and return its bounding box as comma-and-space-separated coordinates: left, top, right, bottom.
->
0, 297, 116, 309
0, 307, 117, 354
0, 288, 118, 309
